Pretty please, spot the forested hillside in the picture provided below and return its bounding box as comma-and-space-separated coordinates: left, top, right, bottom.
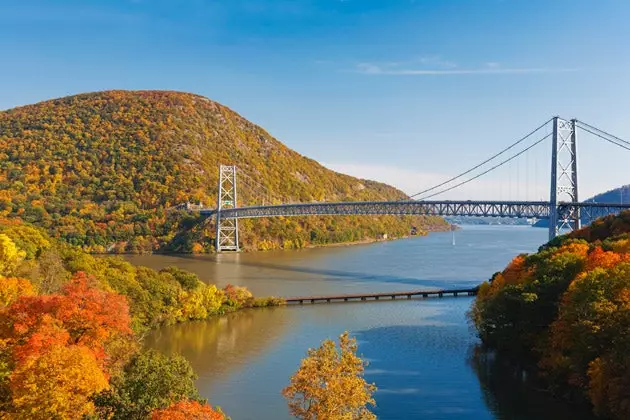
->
0, 218, 263, 417
471, 211, 630, 419
0, 90, 448, 253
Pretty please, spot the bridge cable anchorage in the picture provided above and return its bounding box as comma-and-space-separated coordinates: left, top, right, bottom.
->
575, 121, 630, 152
405, 118, 553, 201
415, 132, 551, 201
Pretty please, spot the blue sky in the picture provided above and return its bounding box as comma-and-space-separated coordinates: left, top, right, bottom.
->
1, 0, 629, 199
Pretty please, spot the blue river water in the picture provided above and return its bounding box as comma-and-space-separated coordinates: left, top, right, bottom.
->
134, 226, 595, 419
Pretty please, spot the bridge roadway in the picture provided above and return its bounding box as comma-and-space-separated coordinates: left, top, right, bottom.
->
200, 200, 630, 222
284, 287, 478, 304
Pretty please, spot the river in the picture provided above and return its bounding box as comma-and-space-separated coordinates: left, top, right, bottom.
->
128, 226, 595, 420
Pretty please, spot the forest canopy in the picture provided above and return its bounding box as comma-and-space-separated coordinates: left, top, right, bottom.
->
0, 90, 448, 253
470, 210, 630, 419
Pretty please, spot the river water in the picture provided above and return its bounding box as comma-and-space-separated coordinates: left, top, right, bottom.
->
130, 226, 595, 420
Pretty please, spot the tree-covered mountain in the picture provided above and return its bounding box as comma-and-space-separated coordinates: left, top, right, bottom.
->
585, 184, 630, 204
0, 90, 448, 253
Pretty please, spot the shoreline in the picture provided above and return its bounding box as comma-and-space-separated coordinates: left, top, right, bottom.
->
92, 224, 455, 256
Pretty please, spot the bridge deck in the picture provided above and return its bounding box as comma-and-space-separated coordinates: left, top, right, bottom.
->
284, 287, 478, 304
200, 200, 630, 222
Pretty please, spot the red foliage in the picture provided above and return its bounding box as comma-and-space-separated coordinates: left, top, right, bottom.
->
12, 316, 69, 364
150, 400, 226, 420
586, 247, 622, 271
2, 272, 133, 370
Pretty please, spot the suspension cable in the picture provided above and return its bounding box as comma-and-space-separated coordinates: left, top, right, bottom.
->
576, 120, 630, 147
576, 124, 630, 152
406, 118, 553, 200
415, 132, 551, 200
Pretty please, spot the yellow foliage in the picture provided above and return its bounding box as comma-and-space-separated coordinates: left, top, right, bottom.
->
0, 277, 35, 308
610, 238, 630, 254
283, 331, 376, 420
0, 234, 26, 276
10, 344, 109, 419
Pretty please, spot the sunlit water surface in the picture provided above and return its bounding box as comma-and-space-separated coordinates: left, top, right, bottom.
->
131, 226, 595, 420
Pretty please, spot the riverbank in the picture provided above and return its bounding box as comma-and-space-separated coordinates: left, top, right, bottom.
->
143, 225, 596, 419
93, 222, 456, 256
470, 211, 630, 419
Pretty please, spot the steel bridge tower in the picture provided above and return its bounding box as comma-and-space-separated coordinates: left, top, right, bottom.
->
549, 117, 580, 240
215, 165, 239, 252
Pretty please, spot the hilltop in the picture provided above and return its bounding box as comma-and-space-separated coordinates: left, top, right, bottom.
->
0, 90, 448, 252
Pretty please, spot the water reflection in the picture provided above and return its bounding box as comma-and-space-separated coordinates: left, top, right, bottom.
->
139, 226, 592, 419
469, 347, 596, 420
144, 307, 295, 397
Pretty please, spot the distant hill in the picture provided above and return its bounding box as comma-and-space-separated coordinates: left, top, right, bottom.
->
533, 184, 630, 228
0, 90, 448, 252
584, 184, 630, 204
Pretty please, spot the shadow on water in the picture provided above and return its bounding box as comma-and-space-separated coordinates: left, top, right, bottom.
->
199, 256, 481, 289
469, 346, 596, 420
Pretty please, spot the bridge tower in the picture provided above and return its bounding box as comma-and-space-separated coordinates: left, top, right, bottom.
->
549, 117, 579, 240
215, 165, 239, 252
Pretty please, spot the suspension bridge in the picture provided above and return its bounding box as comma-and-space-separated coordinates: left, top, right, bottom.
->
194, 117, 630, 252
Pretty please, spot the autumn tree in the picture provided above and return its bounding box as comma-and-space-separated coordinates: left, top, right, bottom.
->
150, 400, 227, 420
471, 211, 630, 420
0, 277, 34, 308
283, 331, 376, 420
94, 349, 202, 419
3, 272, 135, 373
0, 234, 25, 276
9, 320, 109, 419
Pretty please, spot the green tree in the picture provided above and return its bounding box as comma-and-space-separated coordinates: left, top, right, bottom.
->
93, 349, 202, 419
283, 331, 376, 420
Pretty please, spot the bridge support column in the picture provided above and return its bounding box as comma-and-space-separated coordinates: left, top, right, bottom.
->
215, 165, 239, 252
549, 117, 579, 240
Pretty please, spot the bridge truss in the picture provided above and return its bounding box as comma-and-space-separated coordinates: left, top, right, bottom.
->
204, 201, 629, 222
208, 116, 630, 251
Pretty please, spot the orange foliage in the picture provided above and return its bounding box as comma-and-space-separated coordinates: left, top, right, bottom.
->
4, 272, 132, 367
150, 400, 226, 420
0, 272, 135, 418
586, 247, 622, 271
502, 255, 528, 285
0, 277, 35, 308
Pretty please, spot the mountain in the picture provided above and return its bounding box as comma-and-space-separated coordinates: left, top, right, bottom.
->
0, 90, 448, 252
533, 184, 630, 228
585, 184, 630, 204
